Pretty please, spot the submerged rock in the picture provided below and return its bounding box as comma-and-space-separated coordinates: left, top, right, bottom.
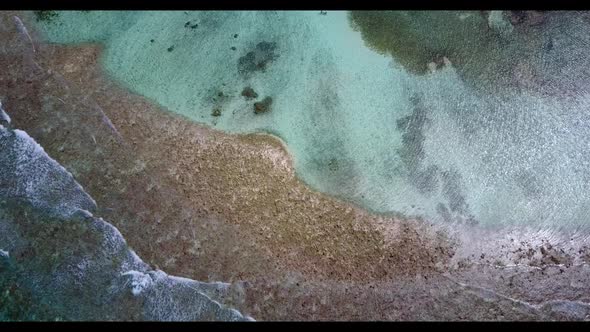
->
241, 86, 258, 100
253, 96, 273, 114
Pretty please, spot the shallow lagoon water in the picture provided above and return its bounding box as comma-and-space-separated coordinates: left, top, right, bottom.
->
31, 11, 590, 230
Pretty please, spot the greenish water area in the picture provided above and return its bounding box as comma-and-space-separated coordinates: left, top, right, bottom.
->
29, 11, 590, 230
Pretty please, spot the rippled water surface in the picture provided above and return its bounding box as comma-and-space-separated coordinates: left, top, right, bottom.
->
32, 10, 590, 229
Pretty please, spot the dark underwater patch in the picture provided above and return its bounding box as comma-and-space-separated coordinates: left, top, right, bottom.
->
347, 11, 564, 93
33, 11, 59, 24
253, 96, 273, 114
440, 168, 469, 214
396, 94, 429, 173
237, 41, 279, 76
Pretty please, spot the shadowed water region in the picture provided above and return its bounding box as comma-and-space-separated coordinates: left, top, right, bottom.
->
29, 10, 590, 230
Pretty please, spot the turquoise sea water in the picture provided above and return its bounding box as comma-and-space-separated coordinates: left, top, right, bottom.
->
30, 11, 590, 229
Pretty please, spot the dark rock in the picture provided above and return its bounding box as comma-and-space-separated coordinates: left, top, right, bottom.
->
253, 97, 273, 114
211, 108, 222, 117
241, 87, 258, 100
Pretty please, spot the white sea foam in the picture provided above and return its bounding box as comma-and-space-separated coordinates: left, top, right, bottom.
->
1, 127, 97, 218
0, 112, 249, 320
0, 100, 11, 124
122, 270, 154, 296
